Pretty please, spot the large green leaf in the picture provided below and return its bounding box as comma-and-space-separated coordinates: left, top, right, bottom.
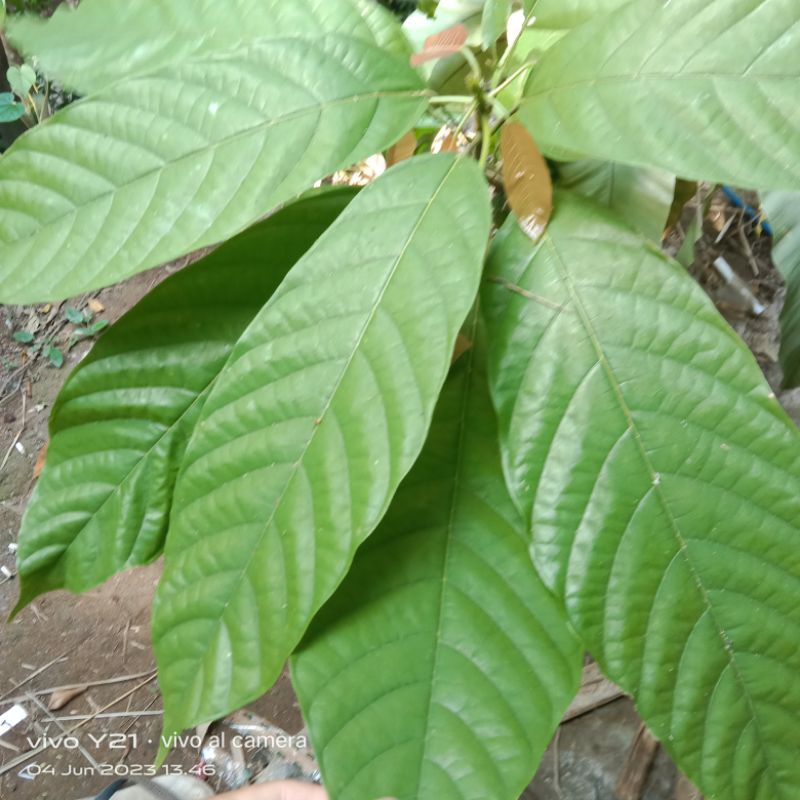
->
482, 193, 800, 800
557, 160, 674, 241
153, 154, 491, 739
7, 0, 409, 94
763, 191, 800, 387
530, 0, 632, 28
519, 0, 800, 189
292, 328, 582, 800
481, 0, 511, 50
13, 188, 356, 613
0, 35, 426, 305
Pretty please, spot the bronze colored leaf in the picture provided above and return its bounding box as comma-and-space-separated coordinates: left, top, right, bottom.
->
386, 131, 417, 166
32, 442, 48, 481
410, 23, 469, 67
501, 121, 553, 241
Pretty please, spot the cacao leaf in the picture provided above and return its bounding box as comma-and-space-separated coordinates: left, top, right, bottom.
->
483, 191, 800, 800
13, 188, 356, 611
153, 154, 492, 739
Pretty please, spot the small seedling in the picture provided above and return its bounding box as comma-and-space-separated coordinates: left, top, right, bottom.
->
0, 92, 25, 123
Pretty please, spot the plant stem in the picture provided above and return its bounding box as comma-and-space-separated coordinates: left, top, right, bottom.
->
494, 1, 540, 85
453, 101, 477, 139
429, 95, 475, 106
490, 62, 535, 97
460, 45, 483, 81
479, 112, 492, 169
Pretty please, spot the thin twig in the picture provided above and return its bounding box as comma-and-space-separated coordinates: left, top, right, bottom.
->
0, 390, 26, 473
52, 709, 162, 724
25, 692, 100, 770
0, 650, 70, 701
0, 669, 157, 706
485, 275, 570, 312
0, 673, 157, 777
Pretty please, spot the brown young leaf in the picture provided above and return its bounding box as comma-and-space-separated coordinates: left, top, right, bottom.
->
386, 131, 417, 166
501, 121, 553, 241
410, 23, 469, 67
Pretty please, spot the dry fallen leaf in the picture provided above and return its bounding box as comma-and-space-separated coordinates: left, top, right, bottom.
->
386, 131, 417, 167
87, 298, 105, 314
48, 685, 87, 711
33, 441, 48, 480
501, 121, 553, 241
410, 23, 469, 67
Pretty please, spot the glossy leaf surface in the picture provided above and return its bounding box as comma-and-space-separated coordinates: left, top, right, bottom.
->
557, 160, 674, 241
483, 192, 800, 800
520, 0, 800, 189
153, 155, 492, 737
14, 189, 356, 611
0, 35, 425, 304
293, 332, 582, 800
8, 0, 409, 94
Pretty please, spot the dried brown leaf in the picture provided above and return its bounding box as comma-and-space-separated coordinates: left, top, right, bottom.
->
410, 23, 469, 67
32, 442, 48, 480
87, 298, 105, 314
386, 131, 417, 167
501, 121, 552, 241
48, 685, 87, 711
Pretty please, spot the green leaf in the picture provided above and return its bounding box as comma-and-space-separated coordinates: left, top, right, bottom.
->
13, 188, 356, 612
12, 330, 34, 343
530, 0, 631, 28
482, 192, 800, 800
0, 91, 24, 122
46, 345, 64, 368
481, 0, 510, 50
64, 307, 84, 324
0, 35, 426, 305
7, 63, 36, 98
557, 160, 675, 241
292, 327, 582, 800
763, 191, 800, 387
152, 154, 491, 740
7, 0, 409, 94
519, 0, 800, 189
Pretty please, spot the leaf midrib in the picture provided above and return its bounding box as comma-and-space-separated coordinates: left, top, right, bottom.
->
414, 310, 479, 796
1, 84, 426, 259
162, 158, 462, 731
24, 370, 219, 588
544, 233, 783, 799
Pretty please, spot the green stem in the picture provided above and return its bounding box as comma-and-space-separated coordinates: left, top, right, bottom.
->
429, 95, 475, 106
490, 62, 535, 96
453, 101, 477, 139
494, 0, 540, 85
478, 112, 492, 169
460, 45, 483, 81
